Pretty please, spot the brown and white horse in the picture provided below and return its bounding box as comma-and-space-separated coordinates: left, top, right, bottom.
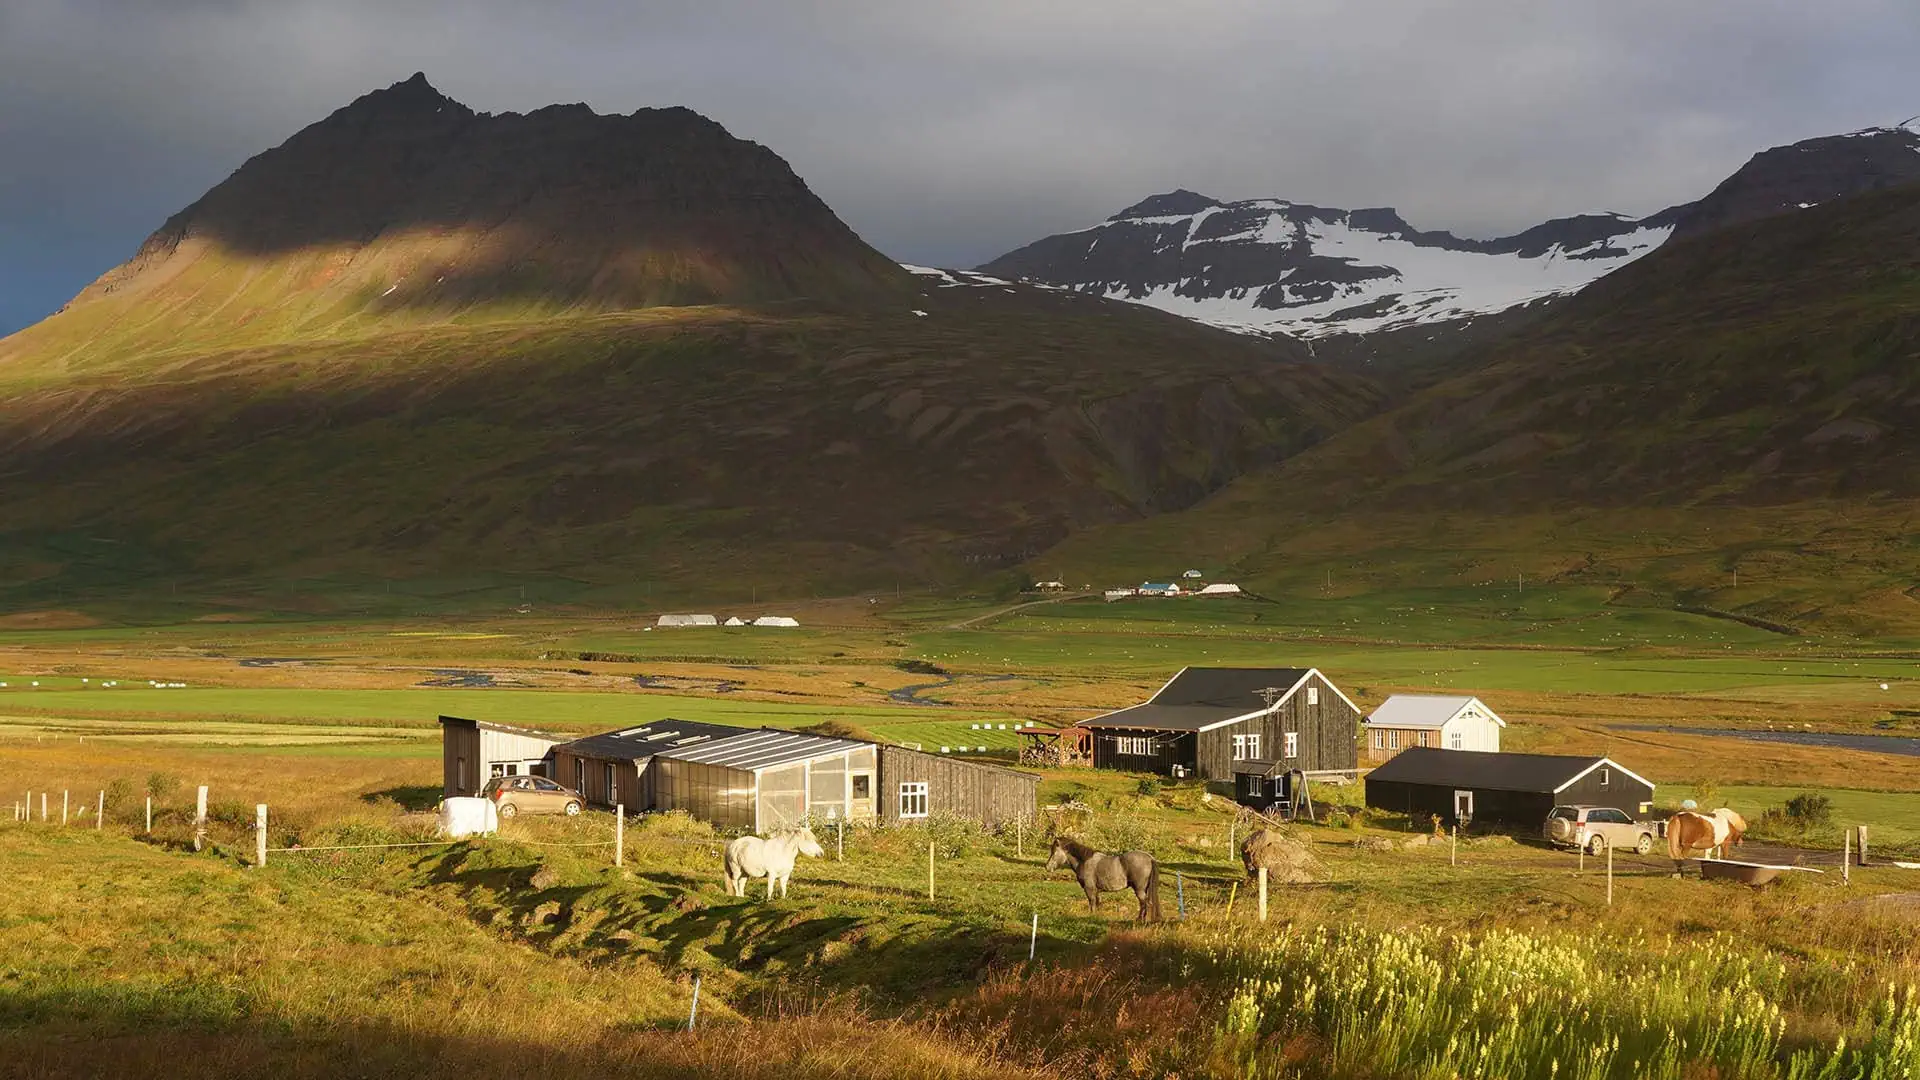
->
1667, 808, 1747, 873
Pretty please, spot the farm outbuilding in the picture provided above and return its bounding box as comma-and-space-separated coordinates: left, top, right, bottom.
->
656, 614, 718, 627
752, 615, 800, 627
550, 719, 747, 811
1196, 583, 1242, 596
653, 729, 880, 831
1364, 748, 1655, 830
438, 716, 568, 796
876, 745, 1038, 826
1080, 666, 1362, 781
1364, 695, 1505, 762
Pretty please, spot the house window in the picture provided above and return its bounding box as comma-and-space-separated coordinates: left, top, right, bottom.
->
1307, 686, 1319, 706
1388, 730, 1401, 750
1283, 732, 1299, 759
1116, 736, 1154, 756
490, 763, 507, 779
1415, 731, 1427, 748
1449, 731, 1463, 750
899, 782, 929, 818
1372, 730, 1384, 750
1232, 733, 1262, 760
1599, 768, 1610, 788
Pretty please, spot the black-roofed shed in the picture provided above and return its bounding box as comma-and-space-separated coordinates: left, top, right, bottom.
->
1363, 747, 1655, 830
1079, 666, 1360, 780
551, 718, 752, 811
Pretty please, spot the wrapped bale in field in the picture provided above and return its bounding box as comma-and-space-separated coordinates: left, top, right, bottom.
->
1241, 827, 1321, 884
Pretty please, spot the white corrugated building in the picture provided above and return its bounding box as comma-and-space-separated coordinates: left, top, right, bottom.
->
1363, 695, 1505, 763
656, 614, 719, 627
752, 615, 800, 627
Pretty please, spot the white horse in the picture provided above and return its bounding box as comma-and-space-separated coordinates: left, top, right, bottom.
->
723, 825, 825, 899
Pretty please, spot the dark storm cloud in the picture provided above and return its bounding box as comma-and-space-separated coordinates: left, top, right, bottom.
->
4, 0, 1919, 331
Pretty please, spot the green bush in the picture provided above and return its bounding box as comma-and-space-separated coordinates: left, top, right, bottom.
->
146, 771, 181, 801
1783, 792, 1832, 827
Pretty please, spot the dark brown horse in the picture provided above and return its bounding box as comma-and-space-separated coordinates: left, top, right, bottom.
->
1045, 836, 1163, 921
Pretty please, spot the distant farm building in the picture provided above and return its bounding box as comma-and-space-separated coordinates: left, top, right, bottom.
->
656, 614, 718, 627
1033, 580, 1067, 592
752, 615, 800, 627
1137, 582, 1181, 597
1103, 588, 1138, 602
1364, 748, 1654, 829
1196, 583, 1242, 596
438, 716, 567, 796
1079, 666, 1361, 781
1182, 569, 1204, 579
1364, 695, 1505, 762
449, 718, 1038, 831
724, 616, 747, 626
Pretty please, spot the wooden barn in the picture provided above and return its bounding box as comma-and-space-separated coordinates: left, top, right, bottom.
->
1079, 666, 1361, 781
1364, 748, 1655, 830
876, 745, 1038, 827
1363, 694, 1505, 763
438, 716, 568, 796
550, 718, 748, 811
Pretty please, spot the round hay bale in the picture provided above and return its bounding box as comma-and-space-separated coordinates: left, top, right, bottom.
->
1240, 827, 1321, 884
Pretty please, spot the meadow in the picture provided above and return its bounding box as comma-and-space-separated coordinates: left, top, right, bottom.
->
5, 596, 1920, 1077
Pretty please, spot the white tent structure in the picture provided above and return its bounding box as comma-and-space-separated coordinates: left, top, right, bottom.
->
724, 617, 748, 626
752, 616, 800, 627
1197, 583, 1243, 596
656, 614, 719, 627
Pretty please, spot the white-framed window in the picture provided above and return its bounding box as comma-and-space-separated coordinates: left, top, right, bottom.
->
490, 763, 507, 779
1116, 736, 1154, 756
1232, 733, 1263, 760
1448, 731, 1463, 750
1372, 730, 1385, 750
899, 782, 928, 818
1307, 686, 1319, 706
1388, 730, 1401, 750
1283, 731, 1299, 758
1599, 768, 1610, 788
605, 762, 617, 801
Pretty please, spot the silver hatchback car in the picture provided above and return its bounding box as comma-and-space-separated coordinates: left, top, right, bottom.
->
1544, 804, 1656, 855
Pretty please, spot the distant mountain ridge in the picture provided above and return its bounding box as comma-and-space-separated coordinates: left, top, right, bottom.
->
980, 119, 1920, 341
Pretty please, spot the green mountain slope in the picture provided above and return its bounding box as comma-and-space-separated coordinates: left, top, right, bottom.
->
0, 78, 1379, 607
1045, 182, 1920, 638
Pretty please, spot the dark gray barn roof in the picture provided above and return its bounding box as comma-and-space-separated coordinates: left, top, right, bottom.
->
1082, 666, 1336, 732
438, 714, 569, 741
1365, 748, 1653, 795
559, 718, 752, 761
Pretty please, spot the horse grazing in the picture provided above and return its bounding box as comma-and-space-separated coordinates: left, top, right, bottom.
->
1667, 808, 1747, 872
723, 825, 825, 899
1044, 836, 1163, 921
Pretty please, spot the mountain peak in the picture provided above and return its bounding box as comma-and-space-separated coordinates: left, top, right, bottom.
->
338, 71, 470, 121
1115, 190, 1221, 219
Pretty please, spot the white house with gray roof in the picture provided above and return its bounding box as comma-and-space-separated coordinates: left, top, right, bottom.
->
1363, 694, 1505, 763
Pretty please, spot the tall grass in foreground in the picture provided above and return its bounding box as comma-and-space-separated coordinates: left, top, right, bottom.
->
1206, 924, 1920, 1080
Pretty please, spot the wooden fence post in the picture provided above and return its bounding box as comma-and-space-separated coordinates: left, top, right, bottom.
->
1226, 880, 1239, 918
1450, 826, 1457, 866
1606, 842, 1614, 906
1844, 829, 1852, 886
836, 817, 843, 861
145, 796, 152, 834
928, 841, 936, 901
96, 790, 104, 830
1177, 872, 1186, 919
62, 790, 69, 826
1029, 911, 1038, 960
40, 792, 47, 822
686, 973, 702, 1031
1015, 816, 1022, 858
1858, 825, 1870, 866
194, 786, 208, 852
255, 805, 267, 868
1258, 867, 1268, 922
614, 804, 624, 867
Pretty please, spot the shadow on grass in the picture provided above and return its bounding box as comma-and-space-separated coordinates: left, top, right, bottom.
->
363, 785, 443, 811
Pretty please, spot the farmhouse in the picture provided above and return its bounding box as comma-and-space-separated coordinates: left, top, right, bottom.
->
1363, 694, 1505, 762
1364, 747, 1655, 829
1137, 582, 1181, 597
1078, 666, 1361, 781
510, 719, 1038, 832
550, 718, 746, 810
438, 716, 567, 796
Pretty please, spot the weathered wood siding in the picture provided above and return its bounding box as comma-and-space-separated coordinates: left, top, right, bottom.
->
1087, 730, 1197, 776
1362, 726, 1444, 764
442, 720, 481, 796
549, 749, 648, 810
1559, 767, 1654, 817
878, 746, 1039, 826
1198, 673, 1360, 780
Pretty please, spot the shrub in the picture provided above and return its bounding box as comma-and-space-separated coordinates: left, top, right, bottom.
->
1783, 791, 1832, 827
146, 771, 181, 801
105, 777, 137, 814
1134, 778, 1160, 797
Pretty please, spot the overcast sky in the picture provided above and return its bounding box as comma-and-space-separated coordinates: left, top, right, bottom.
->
3, 0, 1918, 332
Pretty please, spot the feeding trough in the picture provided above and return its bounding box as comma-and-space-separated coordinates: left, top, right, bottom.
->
1699, 858, 1825, 886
